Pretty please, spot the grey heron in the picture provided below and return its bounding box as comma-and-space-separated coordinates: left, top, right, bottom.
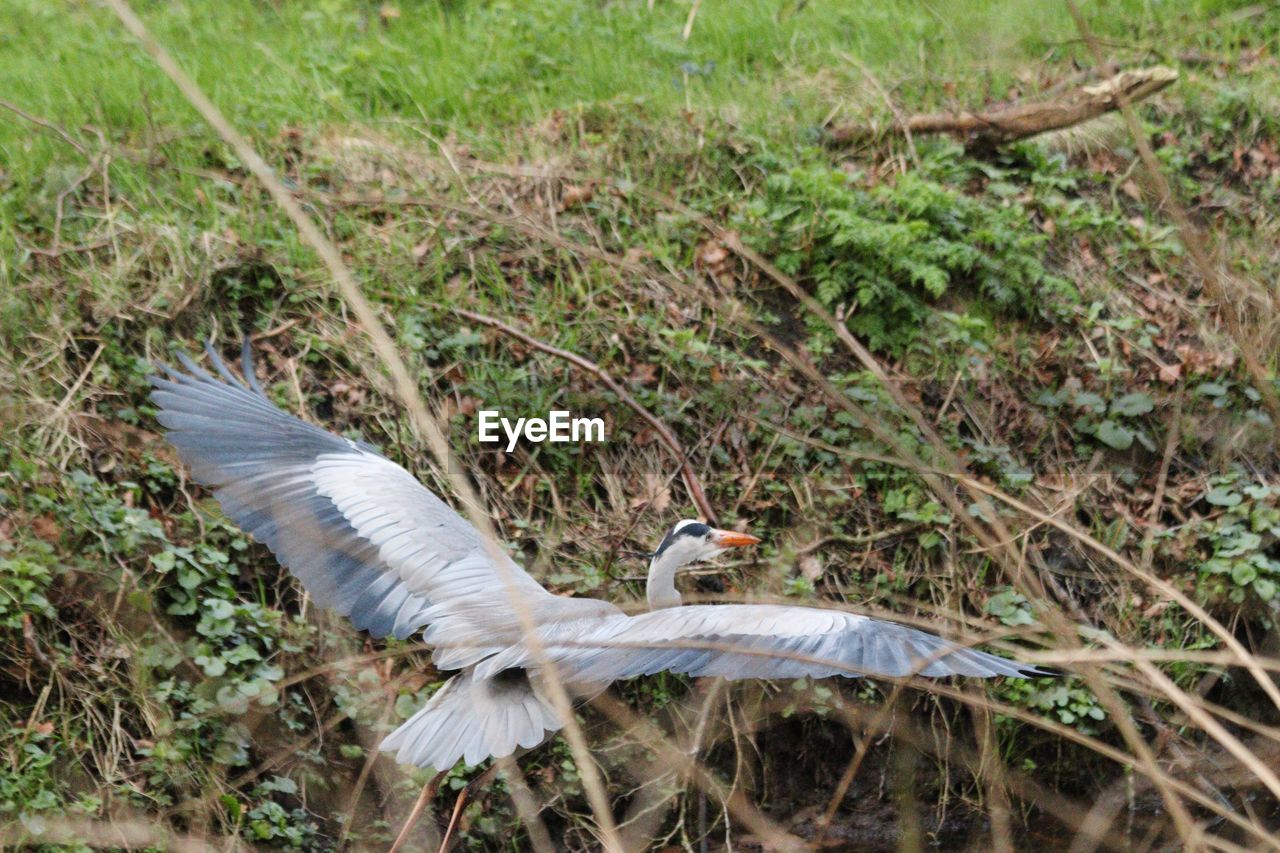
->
150, 344, 1048, 774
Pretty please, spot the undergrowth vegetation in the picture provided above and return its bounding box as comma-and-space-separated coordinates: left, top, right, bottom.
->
744, 154, 1071, 354
2, 0, 1280, 849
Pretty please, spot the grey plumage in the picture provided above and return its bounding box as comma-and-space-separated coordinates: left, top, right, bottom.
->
381, 669, 561, 769
150, 345, 1050, 774
473, 605, 1043, 683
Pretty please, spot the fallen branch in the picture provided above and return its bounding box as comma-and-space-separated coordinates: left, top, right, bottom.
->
829, 65, 1178, 148
452, 307, 718, 525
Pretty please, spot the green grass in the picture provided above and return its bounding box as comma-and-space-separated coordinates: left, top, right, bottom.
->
0, 1, 1237, 180
3, 1, 1075, 131
3, 0, 1280, 849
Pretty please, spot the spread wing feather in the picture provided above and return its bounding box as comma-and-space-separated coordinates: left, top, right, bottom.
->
150, 345, 601, 662
475, 604, 1047, 683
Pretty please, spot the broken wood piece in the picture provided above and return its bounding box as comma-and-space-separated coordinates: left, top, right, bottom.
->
829, 65, 1178, 148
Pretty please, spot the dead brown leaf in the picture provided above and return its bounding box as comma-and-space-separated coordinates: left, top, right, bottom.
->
559, 183, 594, 210
32, 516, 61, 543
628, 363, 659, 386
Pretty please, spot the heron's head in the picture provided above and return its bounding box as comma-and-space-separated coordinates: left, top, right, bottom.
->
651, 519, 760, 572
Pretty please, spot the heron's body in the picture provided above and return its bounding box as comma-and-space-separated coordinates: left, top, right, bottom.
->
151, 345, 1046, 773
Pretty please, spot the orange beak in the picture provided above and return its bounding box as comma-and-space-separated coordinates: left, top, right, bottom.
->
711, 529, 761, 548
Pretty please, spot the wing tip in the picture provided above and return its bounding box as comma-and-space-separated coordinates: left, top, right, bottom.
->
147, 339, 268, 400
1014, 662, 1060, 678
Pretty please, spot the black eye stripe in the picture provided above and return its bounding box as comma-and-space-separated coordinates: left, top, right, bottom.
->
654, 522, 712, 557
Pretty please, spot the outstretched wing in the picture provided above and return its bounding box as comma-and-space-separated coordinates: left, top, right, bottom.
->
475, 604, 1047, 682
150, 344, 589, 665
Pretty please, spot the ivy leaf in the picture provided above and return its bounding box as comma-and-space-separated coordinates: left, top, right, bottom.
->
1073, 391, 1107, 414
1033, 388, 1066, 408
205, 599, 235, 620
223, 645, 261, 665
1254, 578, 1277, 601
1195, 382, 1228, 397
1205, 487, 1243, 507
1110, 392, 1154, 417
1095, 419, 1134, 450
1232, 562, 1258, 586
395, 693, 422, 718
257, 775, 298, 795
194, 654, 227, 677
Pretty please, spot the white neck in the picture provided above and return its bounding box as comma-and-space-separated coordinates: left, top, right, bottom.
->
646, 551, 683, 610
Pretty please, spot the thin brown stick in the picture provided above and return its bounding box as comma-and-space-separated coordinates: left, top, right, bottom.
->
436, 780, 476, 853
1141, 393, 1182, 572
336, 694, 397, 849
794, 523, 915, 557
0, 97, 90, 157
453, 307, 718, 524
844, 53, 921, 170
681, 0, 702, 41
828, 66, 1178, 148
389, 771, 446, 853
495, 755, 557, 853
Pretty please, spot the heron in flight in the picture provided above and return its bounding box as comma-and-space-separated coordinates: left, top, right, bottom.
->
151, 344, 1047, 773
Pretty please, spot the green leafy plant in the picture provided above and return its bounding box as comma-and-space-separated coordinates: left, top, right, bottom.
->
1187, 469, 1280, 605
1036, 387, 1157, 451
997, 672, 1106, 735
743, 161, 1070, 353
985, 588, 1037, 627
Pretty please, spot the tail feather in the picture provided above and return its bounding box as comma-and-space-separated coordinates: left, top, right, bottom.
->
380, 669, 562, 771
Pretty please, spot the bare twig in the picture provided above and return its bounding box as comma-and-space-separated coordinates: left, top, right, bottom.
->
336, 691, 397, 850
389, 771, 446, 853
0, 97, 90, 157
843, 53, 921, 170
1140, 393, 1182, 572
793, 524, 915, 557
